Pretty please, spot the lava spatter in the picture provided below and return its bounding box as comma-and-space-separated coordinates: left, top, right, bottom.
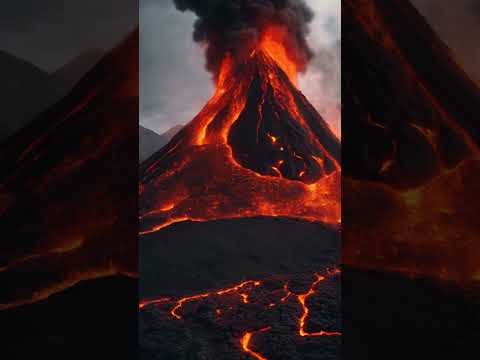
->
139, 269, 341, 359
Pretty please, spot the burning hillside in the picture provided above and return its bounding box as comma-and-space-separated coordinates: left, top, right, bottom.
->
139, 25, 340, 233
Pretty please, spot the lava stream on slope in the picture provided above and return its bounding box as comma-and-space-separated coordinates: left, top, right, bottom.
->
139, 26, 340, 234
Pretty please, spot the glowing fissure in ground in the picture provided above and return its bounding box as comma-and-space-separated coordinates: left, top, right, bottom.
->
139, 268, 341, 359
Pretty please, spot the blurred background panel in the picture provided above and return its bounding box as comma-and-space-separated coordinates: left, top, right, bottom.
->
342, 0, 480, 359
0, 2, 139, 359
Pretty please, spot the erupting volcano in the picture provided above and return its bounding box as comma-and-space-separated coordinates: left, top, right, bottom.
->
139, 26, 340, 233
139, 2, 341, 358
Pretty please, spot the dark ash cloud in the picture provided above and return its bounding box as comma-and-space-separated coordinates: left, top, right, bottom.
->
172, 0, 315, 76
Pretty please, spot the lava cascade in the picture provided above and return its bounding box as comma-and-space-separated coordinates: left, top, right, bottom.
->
139, 26, 340, 233
342, 0, 480, 281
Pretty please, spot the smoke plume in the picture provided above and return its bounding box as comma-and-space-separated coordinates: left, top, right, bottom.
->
172, 0, 315, 76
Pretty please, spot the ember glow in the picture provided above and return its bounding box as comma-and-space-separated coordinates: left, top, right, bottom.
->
139, 25, 340, 234
241, 327, 271, 360
297, 273, 342, 337
139, 269, 341, 359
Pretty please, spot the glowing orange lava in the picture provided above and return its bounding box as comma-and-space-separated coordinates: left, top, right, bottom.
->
258, 25, 299, 85
241, 327, 271, 360
139, 32, 340, 234
139, 297, 170, 310
296, 273, 342, 337
139, 269, 341, 358
139, 280, 261, 320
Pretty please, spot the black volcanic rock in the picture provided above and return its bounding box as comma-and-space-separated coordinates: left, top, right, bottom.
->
140, 217, 341, 360
226, 52, 340, 182
140, 217, 340, 298
143, 51, 340, 183
140, 270, 341, 360
139, 50, 340, 232
138, 43, 341, 359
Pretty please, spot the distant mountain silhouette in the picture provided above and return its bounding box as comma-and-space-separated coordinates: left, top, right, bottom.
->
139, 124, 182, 163
0, 49, 104, 143
0, 51, 49, 141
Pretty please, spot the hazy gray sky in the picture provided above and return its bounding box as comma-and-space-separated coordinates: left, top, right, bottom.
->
140, 0, 341, 135
0, 0, 138, 72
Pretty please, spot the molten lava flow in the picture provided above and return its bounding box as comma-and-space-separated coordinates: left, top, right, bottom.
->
139, 297, 170, 310
139, 29, 340, 234
296, 273, 342, 337
139, 269, 341, 358
170, 280, 260, 320
259, 26, 299, 86
140, 280, 261, 319
241, 327, 271, 360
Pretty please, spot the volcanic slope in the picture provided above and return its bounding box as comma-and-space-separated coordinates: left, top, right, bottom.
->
139, 49, 340, 234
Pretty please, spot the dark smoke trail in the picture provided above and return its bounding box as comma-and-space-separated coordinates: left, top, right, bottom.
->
172, 0, 314, 76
